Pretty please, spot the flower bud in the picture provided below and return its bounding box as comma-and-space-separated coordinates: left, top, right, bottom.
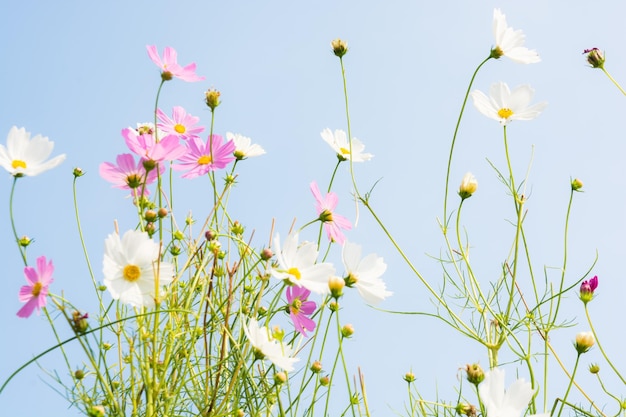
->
320, 375, 330, 386
403, 372, 416, 383
102, 342, 112, 351
87, 405, 106, 417
261, 248, 273, 261
231, 221, 244, 236
331, 39, 348, 58
341, 323, 355, 338
310, 360, 323, 373
579, 276, 598, 304
157, 208, 168, 218
274, 372, 287, 385
71, 311, 89, 334
574, 331, 595, 354
145, 222, 156, 236
571, 178, 584, 191
458, 172, 478, 200
144, 210, 158, 223
329, 301, 339, 312
589, 363, 600, 374
74, 369, 85, 380
583, 48, 605, 69
173, 230, 185, 240
490, 46, 504, 60
205, 88, 221, 111
170, 245, 181, 256
329, 276, 345, 299
73, 167, 85, 178
272, 325, 285, 341
18, 236, 32, 247
465, 363, 484, 385
456, 403, 477, 417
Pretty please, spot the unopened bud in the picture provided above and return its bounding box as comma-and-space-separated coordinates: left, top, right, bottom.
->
329, 276, 345, 298
465, 363, 484, 385
261, 248, 273, 261
274, 372, 287, 384
205, 88, 221, 110
73, 167, 85, 177
583, 48, 605, 69
458, 172, 478, 200
574, 331, 595, 354
571, 178, 584, 191
310, 361, 323, 373
18, 236, 32, 247
403, 372, 416, 383
341, 324, 355, 338
320, 375, 330, 386
589, 363, 600, 374
331, 39, 348, 58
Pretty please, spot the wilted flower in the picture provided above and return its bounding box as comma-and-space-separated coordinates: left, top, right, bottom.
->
574, 331, 595, 354
17, 256, 54, 318
470, 82, 547, 126
491, 9, 540, 64
146, 45, 204, 82
583, 48, 605, 69
579, 275, 598, 304
459, 172, 478, 200
0, 126, 66, 177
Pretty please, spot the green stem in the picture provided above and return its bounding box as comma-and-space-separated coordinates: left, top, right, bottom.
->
585, 305, 626, 385
601, 67, 626, 96
557, 353, 581, 417
8, 176, 27, 265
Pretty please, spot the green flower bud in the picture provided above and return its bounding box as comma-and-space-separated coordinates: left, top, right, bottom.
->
465, 363, 484, 385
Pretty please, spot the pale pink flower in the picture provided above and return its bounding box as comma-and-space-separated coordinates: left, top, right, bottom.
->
310, 181, 351, 244
99, 153, 163, 196
173, 134, 236, 178
286, 286, 316, 336
157, 106, 204, 140
17, 256, 54, 318
146, 45, 204, 82
122, 128, 187, 163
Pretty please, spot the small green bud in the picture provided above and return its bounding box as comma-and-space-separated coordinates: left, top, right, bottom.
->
465, 363, 484, 385
329, 301, 339, 312
456, 403, 477, 417
102, 342, 112, 351
205, 88, 221, 110
310, 361, 323, 373
571, 178, 584, 191
274, 372, 287, 385
341, 324, 355, 338
87, 405, 106, 417
18, 236, 32, 247
74, 369, 85, 380
331, 39, 348, 58
231, 221, 244, 236
328, 276, 345, 298
589, 363, 600, 374
173, 230, 185, 240
144, 210, 157, 222
583, 48, 605, 69
73, 167, 85, 177
261, 248, 273, 261
403, 372, 416, 383
320, 375, 330, 387
169, 245, 181, 256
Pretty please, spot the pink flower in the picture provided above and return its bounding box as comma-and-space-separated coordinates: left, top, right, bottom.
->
122, 128, 187, 163
99, 153, 163, 196
157, 106, 204, 141
310, 181, 352, 245
580, 276, 598, 304
17, 256, 54, 318
146, 45, 204, 82
173, 134, 236, 178
286, 286, 316, 336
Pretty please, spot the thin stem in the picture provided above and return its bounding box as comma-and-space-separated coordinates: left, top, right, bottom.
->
601, 67, 626, 96
9, 176, 27, 265
585, 305, 626, 385
557, 353, 581, 417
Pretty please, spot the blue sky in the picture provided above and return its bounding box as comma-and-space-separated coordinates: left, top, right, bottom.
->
2, 1, 626, 416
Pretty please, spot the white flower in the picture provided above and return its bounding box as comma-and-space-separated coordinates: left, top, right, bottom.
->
470, 82, 547, 126
244, 317, 299, 371
103, 229, 175, 308
479, 368, 547, 417
271, 232, 335, 294
459, 172, 478, 199
0, 126, 66, 177
492, 9, 540, 64
321, 128, 373, 162
226, 132, 265, 159
342, 241, 391, 305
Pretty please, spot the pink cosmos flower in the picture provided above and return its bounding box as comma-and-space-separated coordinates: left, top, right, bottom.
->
99, 153, 163, 196
17, 256, 54, 318
173, 134, 236, 178
310, 181, 352, 245
286, 286, 316, 336
122, 128, 187, 164
157, 106, 204, 141
146, 45, 205, 82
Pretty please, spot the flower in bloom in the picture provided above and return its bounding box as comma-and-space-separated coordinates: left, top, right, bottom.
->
0, 126, 66, 177
491, 9, 540, 64
99, 153, 163, 196
244, 317, 299, 371
470, 82, 547, 126
103, 230, 175, 308
122, 128, 187, 164
459, 172, 478, 200
575, 331, 595, 354
342, 241, 391, 305
310, 181, 352, 245
579, 275, 598, 304
146, 45, 204, 82
173, 134, 236, 178
583, 48, 605, 69
271, 232, 335, 295
286, 286, 316, 336
321, 128, 373, 162
227, 132, 266, 160
17, 256, 54, 318
479, 368, 547, 417
156, 106, 204, 141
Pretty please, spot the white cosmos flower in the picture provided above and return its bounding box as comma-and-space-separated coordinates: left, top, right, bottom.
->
244, 317, 299, 371
342, 241, 391, 305
470, 82, 547, 126
226, 132, 266, 159
271, 232, 335, 295
492, 9, 540, 64
103, 229, 175, 308
321, 128, 373, 162
0, 126, 66, 177
479, 368, 548, 417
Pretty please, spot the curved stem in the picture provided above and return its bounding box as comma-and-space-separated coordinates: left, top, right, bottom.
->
585, 305, 626, 385
9, 177, 27, 265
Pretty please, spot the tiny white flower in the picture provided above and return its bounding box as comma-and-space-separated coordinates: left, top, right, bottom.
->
226, 132, 265, 159
103, 230, 175, 308
342, 241, 391, 305
470, 82, 547, 126
0, 126, 66, 177
244, 317, 299, 371
321, 128, 373, 162
271, 232, 335, 295
492, 9, 540, 64
479, 368, 547, 417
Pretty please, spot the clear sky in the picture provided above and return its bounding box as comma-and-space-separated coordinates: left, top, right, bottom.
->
2, 1, 626, 416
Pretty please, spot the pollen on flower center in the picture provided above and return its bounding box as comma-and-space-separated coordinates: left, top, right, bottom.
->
319, 209, 334, 223
31, 281, 43, 296
198, 155, 212, 165
290, 298, 303, 314
12, 160, 27, 169
123, 265, 141, 282
174, 124, 186, 134
287, 267, 302, 280
498, 108, 514, 119
339, 147, 351, 155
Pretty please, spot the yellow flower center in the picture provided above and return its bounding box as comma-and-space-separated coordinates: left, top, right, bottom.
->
126, 173, 142, 189
198, 155, 212, 165
12, 160, 27, 169
31, 281, 43, 296
290, 298, 303, 314
287, 267, 302, 281
174, 124, 186, 134
497, 108, 514, 119
123, 265, 141, 282
339, 147, 351, 155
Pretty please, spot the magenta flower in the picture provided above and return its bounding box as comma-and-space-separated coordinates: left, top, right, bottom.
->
146, 45, 205, 82
99, 153, 163, 196
286, 286, 316, 336
157, 106, 205, 141
580, 275, 598, 304
122, 128, 187, 164
173, 134, 236, 178
310, 181, 352, 245
17, 256, 54, 318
